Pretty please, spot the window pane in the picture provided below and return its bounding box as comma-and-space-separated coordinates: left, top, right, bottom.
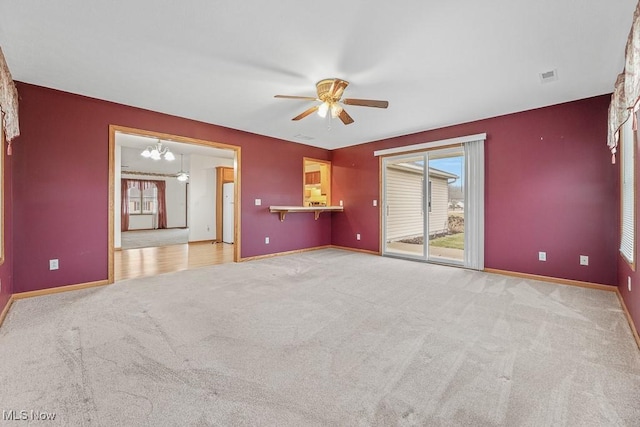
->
621, 117, 635, 265
142, 197, 156, 214
142, 187, 158, 214
128, 187, 141, 214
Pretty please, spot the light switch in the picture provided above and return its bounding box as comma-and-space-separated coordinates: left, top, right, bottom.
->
255, 199, 261, 206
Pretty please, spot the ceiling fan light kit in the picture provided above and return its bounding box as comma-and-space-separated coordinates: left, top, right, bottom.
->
318, 101, 329, 118
275, 78, 388, 125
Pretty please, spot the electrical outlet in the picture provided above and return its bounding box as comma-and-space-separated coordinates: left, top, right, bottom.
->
255, 199, 261, 206
580, 255, 589, 266
49, 259, 59, 270
265, 237, 269, 244
629, 276, 632, 292
373, 200, 378, 207
339, 200, 343, 207
356, 233, 361, 241
538, 251, 546, 261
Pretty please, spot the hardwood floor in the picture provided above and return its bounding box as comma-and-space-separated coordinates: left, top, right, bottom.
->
115, 241, 234, 281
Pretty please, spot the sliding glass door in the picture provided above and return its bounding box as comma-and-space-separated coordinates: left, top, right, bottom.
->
382, 146, 466, 266
383, 154, 427, 259
427, 148, 464, 263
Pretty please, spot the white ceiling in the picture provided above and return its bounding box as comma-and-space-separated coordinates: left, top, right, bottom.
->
1, 1, 636, 150
118, 132, 234, 175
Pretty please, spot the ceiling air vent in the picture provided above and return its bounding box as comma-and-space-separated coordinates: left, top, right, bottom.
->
294, 133, 315, 141
539, 69, 558, 83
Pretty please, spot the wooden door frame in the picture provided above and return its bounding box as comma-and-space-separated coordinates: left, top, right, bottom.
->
108, 125, 242, 283
215, 166, 234, 243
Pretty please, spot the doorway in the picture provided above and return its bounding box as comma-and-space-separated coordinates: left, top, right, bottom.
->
108, 125, 241, 283
381, 138, 484, 270
383, 147, 464, 264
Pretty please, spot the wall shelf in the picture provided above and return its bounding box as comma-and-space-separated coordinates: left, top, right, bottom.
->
269, 205, 344, 222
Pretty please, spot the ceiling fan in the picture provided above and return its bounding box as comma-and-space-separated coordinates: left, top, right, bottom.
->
274, 78, 389, 125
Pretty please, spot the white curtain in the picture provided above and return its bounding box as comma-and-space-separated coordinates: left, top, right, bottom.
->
464, 139, 485, 270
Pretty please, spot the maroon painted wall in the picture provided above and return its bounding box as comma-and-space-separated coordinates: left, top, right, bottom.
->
8, 84, 626, 330
13, 83, 331, 293
0, 150, 13, 313
332, 95, 618, 286
619, 258, 640, 338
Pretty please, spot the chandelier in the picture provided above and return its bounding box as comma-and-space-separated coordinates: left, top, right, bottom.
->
141, 140, 175, 161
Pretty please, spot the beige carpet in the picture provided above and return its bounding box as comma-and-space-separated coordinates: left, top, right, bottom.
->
1, 249, 639, 426
120, 228, 189, 249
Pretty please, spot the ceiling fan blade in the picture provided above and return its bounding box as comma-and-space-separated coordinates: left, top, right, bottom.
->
338, 109, 354, 125
343, 98, 389, 108
292, 105, 319, 121
275, 95, 318, 101
330, 79, 349, 100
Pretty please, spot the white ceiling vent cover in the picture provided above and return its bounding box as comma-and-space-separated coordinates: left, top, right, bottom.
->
294, 133, 315, 141
539, 69, 558, 83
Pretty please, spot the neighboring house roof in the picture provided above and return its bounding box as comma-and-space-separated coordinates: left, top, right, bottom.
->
389, 163, 459, 180
429, 167, 459, 180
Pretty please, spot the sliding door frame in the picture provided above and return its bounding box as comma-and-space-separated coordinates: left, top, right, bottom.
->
376, 133, 486, 270
381, 146, 464, 265
382, 152, 429, 261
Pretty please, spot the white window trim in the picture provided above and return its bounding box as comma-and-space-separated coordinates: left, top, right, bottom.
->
374, 133, 487, 157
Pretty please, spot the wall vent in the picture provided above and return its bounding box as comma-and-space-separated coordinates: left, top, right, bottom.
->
539, 69, 558, 83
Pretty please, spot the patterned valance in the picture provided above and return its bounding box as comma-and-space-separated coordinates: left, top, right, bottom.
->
608, 1, 640, 164
0, 47, 19, 152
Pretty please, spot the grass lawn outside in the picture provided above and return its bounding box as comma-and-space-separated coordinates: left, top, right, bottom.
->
429, 233, 464, 250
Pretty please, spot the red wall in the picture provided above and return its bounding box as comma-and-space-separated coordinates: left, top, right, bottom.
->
619, 259, 639, 338
13, 83, 331, 293
332, 95, 618, 286
6, 85, 625, 329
